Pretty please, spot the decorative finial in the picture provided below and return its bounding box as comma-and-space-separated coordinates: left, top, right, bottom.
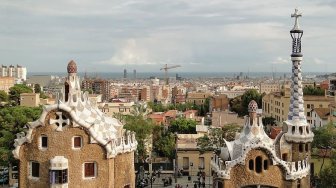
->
67, 60, 77, 74
291, 8, 302, 30
248, 100, 258, 113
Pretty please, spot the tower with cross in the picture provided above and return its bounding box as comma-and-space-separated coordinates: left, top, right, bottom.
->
211, 9, 313, 188
284, 8, 314, 186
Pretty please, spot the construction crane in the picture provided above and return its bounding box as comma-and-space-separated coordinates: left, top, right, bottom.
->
160, 64, 181, 85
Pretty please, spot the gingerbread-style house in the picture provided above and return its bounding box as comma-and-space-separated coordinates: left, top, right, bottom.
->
13, 61, 137, 188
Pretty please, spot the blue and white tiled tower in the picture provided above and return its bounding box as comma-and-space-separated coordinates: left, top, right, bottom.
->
284, 9, 314, 143
283, 11, 314, 187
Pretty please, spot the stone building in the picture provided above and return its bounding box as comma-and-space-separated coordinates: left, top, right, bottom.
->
0, 76, 15, 93
13, 60, 137, 188
211, 9, 314, 188
20, 93, 40, 107
262, 89, 332, 124
186, 92, 212, 105
176, 130, 213, 177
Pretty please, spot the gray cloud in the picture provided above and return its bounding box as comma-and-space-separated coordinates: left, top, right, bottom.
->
1, 0, 336, 73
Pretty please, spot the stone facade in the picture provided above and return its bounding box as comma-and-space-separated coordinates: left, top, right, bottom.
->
13, 61, 137, 188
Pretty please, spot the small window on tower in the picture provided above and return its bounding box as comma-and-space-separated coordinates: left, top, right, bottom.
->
305, 143, 309, 152
299, 144, 303, 152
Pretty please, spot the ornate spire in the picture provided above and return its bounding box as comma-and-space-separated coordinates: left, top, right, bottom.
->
285, 9, 313, 143
288, 9, 305, 121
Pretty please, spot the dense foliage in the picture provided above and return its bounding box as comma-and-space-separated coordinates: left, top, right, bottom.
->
153, 129, 176, 159
0, 106, 42, 165
262, 116, 276, 126
9, 84, 33, 105
230, 89, 263, 116
0, 91, 9, 103
319, 152, 336, 187
312, 123, 336, 149
168, 118, 197, 134
303, 86, 325, 96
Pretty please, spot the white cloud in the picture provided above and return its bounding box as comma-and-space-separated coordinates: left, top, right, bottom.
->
98, 39, 153, 65
271, 57, 290, 64
312, 58, 324, 65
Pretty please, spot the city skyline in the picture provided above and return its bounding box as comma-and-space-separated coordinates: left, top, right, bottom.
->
2, 0, 336, 73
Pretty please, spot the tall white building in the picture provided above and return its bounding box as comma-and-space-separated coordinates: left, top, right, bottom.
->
0, 65, 27, 82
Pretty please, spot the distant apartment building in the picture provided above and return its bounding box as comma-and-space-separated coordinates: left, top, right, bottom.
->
210, 94, 229, 112
20, 93, 40, 107
262, 88, 333, 124
0, 77, 15, 93
172, 86, 186, 104
176, 130, 212, 176
220, 90, 245, 99
328, 78, 336, 96
0, 64, 27, 82
186, 92, 212, 105
82, 78, 110, 101
117, 85, 144, 102
259, 82, 284, 94
140, 86, 151, 102
110, 86, 120, 99
99, 99, 134, 116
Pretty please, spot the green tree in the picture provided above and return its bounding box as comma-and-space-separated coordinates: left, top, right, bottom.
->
230, 89, 262, 116
34, 84, 41, 93
9, 84, 33, 105
168, 118, 197, 134
121, 114, 154, 162
0, 90, 9, 103
319, 152, 336, 187
153, 131, 176, 159
262, 116, 276, 126
303, 86, 325, 96
312, 123, 336, 149
0, 106, 42, 165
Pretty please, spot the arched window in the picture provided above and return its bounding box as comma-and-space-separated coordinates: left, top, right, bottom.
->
263, 159, 268, 170
305, 143, 309, 152
292, 126, 295, 134
299, 144, 303, 152
256, 156, 262, 173
249, 159, 254, 170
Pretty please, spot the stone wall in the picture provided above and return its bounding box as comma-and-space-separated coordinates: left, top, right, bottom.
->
114, 152, 136, 188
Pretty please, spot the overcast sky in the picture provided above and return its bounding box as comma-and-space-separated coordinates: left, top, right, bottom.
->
1, 0, 336, 73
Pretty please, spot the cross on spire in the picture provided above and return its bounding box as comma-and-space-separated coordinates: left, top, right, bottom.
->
291, 8, 302, 30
